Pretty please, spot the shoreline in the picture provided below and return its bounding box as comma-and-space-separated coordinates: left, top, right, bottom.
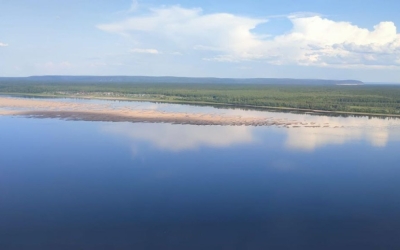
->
1, 92, 400, 119
0, 96, 341, 128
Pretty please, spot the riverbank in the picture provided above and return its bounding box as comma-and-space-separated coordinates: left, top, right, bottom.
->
0, 96, 342, 127
2, 92, 400, 119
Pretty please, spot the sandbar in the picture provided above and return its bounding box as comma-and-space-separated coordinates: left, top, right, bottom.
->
0, 97, 330, 127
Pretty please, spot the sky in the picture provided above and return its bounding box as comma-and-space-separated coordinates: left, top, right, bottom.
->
1, 0, 400, 82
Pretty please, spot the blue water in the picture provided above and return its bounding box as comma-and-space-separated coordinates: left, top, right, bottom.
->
1, 113, 400, 249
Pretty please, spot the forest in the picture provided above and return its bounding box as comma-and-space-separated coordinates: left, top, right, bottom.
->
1, 78, 400, 115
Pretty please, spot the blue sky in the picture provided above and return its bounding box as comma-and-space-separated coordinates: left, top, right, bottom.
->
1, 0, 400, 82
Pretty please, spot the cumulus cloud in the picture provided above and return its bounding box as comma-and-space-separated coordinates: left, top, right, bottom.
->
98, 6, 400, 68
97, 6, 266, 59
0, 42, 8, 47
130, 48, 160, 54
272, 16, 400, 67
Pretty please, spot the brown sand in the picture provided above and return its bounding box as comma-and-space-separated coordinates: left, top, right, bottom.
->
0, 97, 328, 127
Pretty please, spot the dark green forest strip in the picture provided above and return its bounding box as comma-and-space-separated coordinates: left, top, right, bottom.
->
1, 79, 400, 116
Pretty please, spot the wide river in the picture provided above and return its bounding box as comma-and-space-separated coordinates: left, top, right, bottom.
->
1, 98, 400, 249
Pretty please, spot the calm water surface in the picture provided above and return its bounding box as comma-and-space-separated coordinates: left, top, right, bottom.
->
1, 100, 400, 250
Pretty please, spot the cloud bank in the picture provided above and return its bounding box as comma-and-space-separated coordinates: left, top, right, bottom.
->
98, 6, 400, 68
0, 42, 8, 47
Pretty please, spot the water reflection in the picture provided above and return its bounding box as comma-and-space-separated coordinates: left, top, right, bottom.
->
3, 109, 400, 249
102, 115, 400, 153
285, 117, 400, 151
102, 123, 254, 152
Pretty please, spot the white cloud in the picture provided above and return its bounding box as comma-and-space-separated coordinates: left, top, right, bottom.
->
98, 6, 400, 68
130, 48, 160, 54
0, 43, 8, 47
97, 6, 266, 58
129, 0, 139, 12
270, 16, 400, 67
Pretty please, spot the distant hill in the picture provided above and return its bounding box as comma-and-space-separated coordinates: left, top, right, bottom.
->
0, 76, 364, 85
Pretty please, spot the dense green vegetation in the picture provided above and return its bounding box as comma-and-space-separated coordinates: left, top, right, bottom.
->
1, 78, 400, 115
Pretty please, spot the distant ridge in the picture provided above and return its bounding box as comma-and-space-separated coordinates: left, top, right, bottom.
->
1, 75, 364, 85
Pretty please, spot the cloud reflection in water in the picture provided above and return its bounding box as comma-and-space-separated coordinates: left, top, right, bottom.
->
102, 115, 400, 153
285, 117, 400, 151
102, 123, 254, 152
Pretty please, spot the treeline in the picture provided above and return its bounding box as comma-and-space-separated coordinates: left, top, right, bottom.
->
1, 79, 400, 115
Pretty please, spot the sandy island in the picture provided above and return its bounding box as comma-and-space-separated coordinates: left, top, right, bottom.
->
0, 97, 331, 127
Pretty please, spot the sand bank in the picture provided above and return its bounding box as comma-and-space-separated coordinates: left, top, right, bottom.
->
0, 97, 330, 127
